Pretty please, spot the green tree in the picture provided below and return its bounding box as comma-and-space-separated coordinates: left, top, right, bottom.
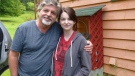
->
27, 2, 34, 11
20, 0, 34, 11
0, 0, 26, 16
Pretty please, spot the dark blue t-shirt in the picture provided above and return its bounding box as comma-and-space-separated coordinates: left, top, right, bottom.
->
11, 20, 61, 76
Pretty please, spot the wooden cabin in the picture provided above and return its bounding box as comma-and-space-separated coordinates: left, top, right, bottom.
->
59, 0, 135, 76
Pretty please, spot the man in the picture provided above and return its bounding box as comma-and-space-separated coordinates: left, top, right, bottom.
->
8, 0, 93, 76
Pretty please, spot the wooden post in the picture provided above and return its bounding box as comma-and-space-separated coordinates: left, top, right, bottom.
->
34, 0, 41, 19
34, 0, 37, 19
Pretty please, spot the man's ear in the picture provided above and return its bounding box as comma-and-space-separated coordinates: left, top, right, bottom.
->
38, 9, 41, 13
37, 10, 41, 15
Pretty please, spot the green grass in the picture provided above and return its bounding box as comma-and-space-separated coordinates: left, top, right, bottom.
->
0, 11, 35, 76
1, 69, 10, 76
0, 11, 35, 38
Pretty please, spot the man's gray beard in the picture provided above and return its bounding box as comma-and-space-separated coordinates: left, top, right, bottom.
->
42, 19, 51, 26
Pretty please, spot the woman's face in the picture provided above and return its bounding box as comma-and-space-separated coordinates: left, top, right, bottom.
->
59, 12, 75, 31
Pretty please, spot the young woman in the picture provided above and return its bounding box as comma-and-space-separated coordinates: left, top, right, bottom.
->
52, 7, 91, 76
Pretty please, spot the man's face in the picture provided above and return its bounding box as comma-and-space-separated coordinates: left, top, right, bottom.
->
38, 5, 58, 26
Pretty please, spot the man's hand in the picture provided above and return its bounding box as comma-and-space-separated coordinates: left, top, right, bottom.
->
84, 40, 93, 54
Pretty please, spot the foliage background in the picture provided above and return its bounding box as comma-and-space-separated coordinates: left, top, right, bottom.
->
0, 0, 34, 16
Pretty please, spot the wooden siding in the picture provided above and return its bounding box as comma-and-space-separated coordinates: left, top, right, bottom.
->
60, 0, 135, 75
103, 30, 135, 40
103, 20, 135, 30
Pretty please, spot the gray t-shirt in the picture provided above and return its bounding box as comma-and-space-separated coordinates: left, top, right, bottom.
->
10, 20, 61, 76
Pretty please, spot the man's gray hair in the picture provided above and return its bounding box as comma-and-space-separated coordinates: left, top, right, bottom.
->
38, 0, 61, 16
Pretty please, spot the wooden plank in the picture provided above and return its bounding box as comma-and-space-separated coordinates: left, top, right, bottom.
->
104, 64, 135, 76
60, 0, 109, 7
103, 20, 135, 30
60, 0, 135, 11
60, 0, 69, 2
103, 39, 135, 51
104, 56, 135, 71
103, 10, 135, 20
103, 30, 135, 40
102, 0, 135, 11
104, 47, 135, 61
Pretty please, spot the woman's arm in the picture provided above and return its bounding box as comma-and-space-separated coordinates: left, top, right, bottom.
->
75, 37, 92, 76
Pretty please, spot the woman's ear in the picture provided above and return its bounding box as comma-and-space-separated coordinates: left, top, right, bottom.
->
74, 21, 76, 25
